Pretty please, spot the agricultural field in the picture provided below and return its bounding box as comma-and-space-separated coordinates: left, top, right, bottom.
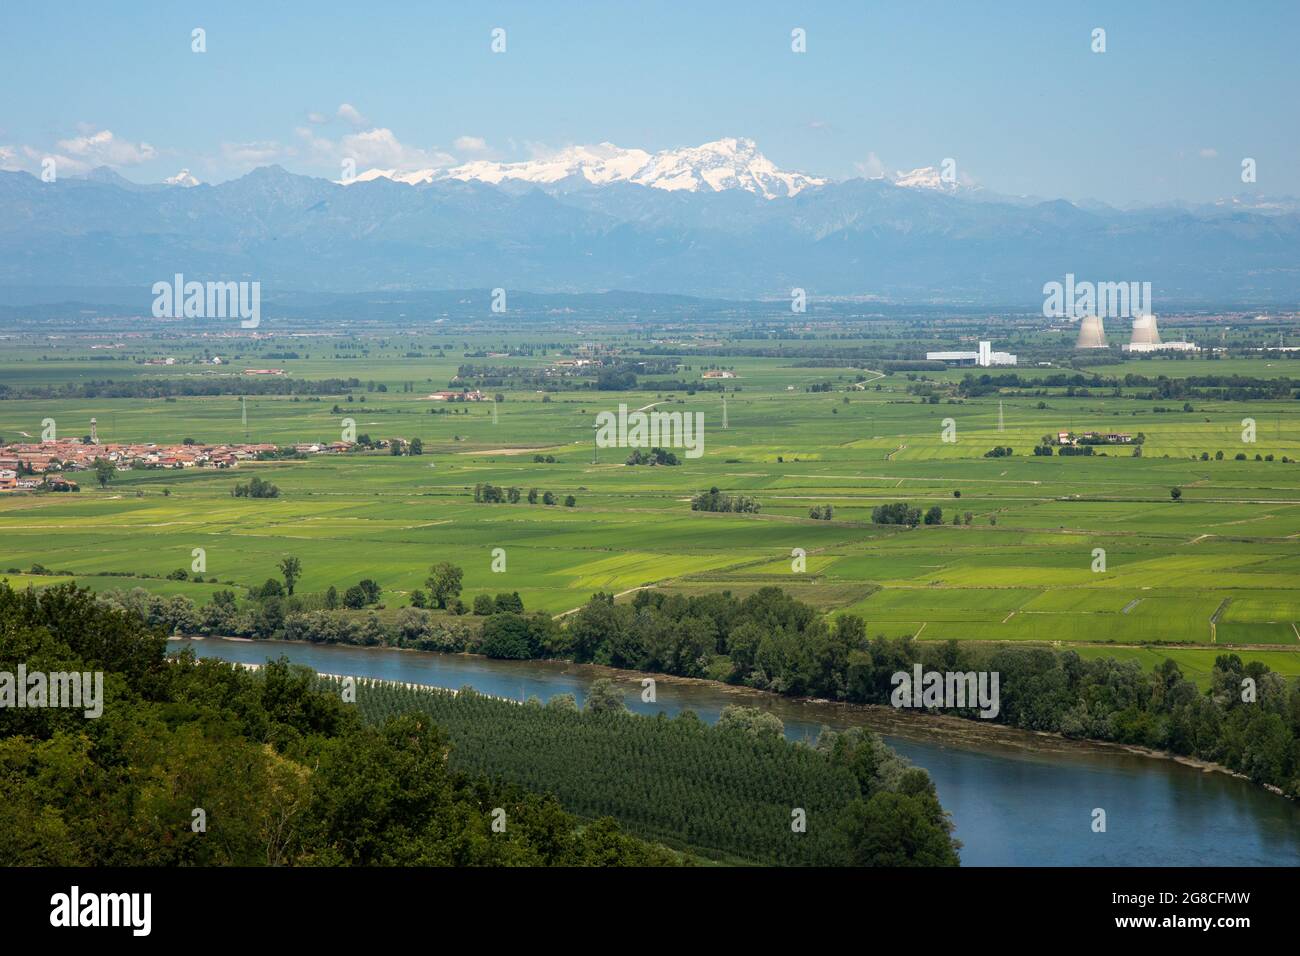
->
2, 323, 1299, 685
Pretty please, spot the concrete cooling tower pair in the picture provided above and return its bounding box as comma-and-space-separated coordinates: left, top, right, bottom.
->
1073, 314, 1161, 348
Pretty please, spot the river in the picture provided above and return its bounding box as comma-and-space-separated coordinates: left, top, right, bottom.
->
172, 637, 1300, 866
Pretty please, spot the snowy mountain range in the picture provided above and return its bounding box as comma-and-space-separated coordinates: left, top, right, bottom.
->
2, 136, 1297, 303
125, 138, 974, 200
345, 137, 829, 199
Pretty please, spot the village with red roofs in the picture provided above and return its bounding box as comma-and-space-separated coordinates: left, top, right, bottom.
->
0, 418, 354, 491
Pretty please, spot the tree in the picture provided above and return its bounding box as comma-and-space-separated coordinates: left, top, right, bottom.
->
564, 495, 576, 507
543, 491, 557, 506
324, 585, 338, 609
479, 612, 535, 659
527, 488, 539, 504
93, 457, 114, 489
473, 594, 495, 616
255, 578, 284, 599
426, 562, 463, 609
840, 792, 960, 867
923, 506, 944, 526
718, 705, 784, 738
871, 502, 920, 527
343, 585, 367, 609
494, 592, 524, 613
233, 475, 279, 498
409, 437, 423, 455
1170, 487, 1182, 500
278, 556, 302, 595
409, 589, 427, 609
586, 678, 627, 713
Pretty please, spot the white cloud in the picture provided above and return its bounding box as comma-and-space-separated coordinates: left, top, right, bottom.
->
164, 168, 201, 187
337, 103, 368, 128
53, 129, 157, 170
453, 135, 489, 154
1199, 147, 1218, 159
297, 125, 453, 174
306, 111, 328, 125
221, 140, 292, 166
854, 151, 887, 179
0, 128, 159, 176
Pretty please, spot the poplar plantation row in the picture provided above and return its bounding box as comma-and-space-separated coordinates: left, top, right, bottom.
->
335, 676, 960, 867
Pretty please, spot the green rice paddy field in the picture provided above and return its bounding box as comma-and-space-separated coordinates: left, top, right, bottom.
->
2, 335, 1299, 685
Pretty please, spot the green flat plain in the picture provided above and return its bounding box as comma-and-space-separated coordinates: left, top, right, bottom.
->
2, 332, 1298, 683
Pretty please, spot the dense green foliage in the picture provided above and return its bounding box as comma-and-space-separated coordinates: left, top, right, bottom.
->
552, 588, 1300, 798
346, 679, 958, 866
0, 582, 678, 866
871, 502, 921, 526
232, 475, 280, 498
958, 371, 1297, 401
94, 576, 1300, 799
690, 486, 760, 513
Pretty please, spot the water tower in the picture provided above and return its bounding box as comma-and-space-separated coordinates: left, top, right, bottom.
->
89, 418, 99, 444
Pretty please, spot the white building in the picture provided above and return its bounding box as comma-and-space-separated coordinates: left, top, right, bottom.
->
1121, 341, 1199, 353
926, 341, 1017, 367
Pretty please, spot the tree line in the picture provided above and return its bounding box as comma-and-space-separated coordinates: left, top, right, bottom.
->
348, 679, 958, 866
0, 581, 679, 866
93, 570, 1300, 800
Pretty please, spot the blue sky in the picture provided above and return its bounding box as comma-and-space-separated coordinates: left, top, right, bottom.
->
2, 0, 1296, 203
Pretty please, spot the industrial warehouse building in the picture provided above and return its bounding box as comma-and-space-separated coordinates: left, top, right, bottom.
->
926, 341, 1017, 366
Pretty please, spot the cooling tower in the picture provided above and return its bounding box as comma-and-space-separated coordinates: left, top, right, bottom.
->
1130, 314, 1161, 346
1075, 314, 1108, 348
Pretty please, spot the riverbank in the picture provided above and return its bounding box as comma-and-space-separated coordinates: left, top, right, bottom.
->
171, 635, 1300, 865
170, 632, 1280, 799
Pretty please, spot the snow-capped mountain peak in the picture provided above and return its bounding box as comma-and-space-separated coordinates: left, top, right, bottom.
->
164, 168, 201, 187
892, 166, 961, 193
446, 142, 653, 187
627, 137, 825, 198
345, 137, 825, 198
344, 167, 433, 186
